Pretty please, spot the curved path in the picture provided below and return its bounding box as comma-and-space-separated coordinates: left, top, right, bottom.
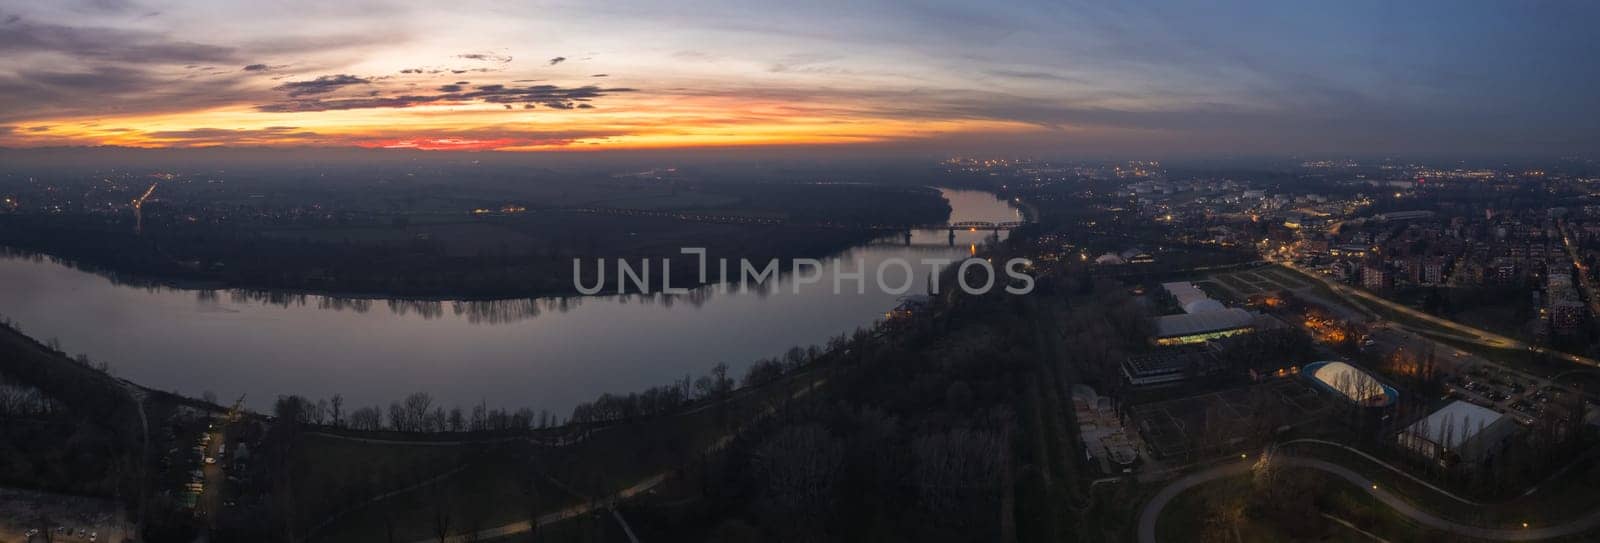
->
1137, 456, 1600, 543
1278, 439, 1484, 506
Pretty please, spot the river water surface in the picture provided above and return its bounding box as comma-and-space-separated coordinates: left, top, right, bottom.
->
0, 189, 1021, 414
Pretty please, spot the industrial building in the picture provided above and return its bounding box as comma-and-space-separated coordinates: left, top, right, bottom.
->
1161, 281, 1226, 314
1121, 344, 1223, 387
1151, 308, 1256, 345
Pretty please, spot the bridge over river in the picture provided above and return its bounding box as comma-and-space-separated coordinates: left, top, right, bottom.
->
876, 220, 1028, 246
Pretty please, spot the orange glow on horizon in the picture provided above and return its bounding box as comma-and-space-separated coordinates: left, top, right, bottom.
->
3, 93, 1049, 151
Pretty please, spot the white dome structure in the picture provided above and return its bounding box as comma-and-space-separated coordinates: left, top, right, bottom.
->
1306, 361, 1396, 407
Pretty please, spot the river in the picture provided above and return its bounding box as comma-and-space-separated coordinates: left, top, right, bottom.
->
0, 188, 1021, 415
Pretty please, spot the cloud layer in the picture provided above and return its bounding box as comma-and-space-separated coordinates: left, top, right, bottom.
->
0, 0, 1595, 154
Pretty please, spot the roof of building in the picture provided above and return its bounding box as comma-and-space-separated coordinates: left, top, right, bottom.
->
1306, 361, 1395, 406
1183, 299, 1227, 314
1152, 308, 1254, 338
1095, 253, 1126, 265
1123, 345, 1220, 377
1162, 281, 1231, 315
1402, 401, 1507, 449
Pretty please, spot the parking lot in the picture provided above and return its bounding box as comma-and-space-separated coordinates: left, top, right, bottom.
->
0, 487, 126, 543
1367, 324, 1588, 426
1446, 365, 1581, 425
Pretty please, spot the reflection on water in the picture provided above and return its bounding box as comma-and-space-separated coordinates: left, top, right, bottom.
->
0, 189, 1022, 414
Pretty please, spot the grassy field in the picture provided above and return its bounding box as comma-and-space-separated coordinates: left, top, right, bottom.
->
1193, 280, 1241, 304
291, 434, 480, 541
307, 367, 836, 541
310, 444, 582, 543
1255, 268, 1309, 289
1212, 272, 1262, 295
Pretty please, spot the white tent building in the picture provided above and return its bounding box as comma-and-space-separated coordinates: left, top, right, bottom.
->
1396, 401, 1517, 465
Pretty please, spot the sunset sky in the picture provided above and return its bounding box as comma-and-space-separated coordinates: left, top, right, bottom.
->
1, 0, 1596, 154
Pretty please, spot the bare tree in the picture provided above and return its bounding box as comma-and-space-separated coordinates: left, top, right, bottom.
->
405, 393, 435, 432
350, 406, 382, 431
449, 407, 465, 432
330, 394, 344, 427
432, 495, 453, 543
388, 402, 407, 431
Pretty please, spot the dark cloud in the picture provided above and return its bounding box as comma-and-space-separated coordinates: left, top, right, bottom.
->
349, 127, 623, 149
436, 84, 462, 92
984, 69, 1091, 84
458, 52, 512, 63
401, 67, 489, 75
547, 56, 566, 66
0, 64, 253, 122
0, 17, 237, 65
26, 125, 50, 132
242, 63, 270, 71
80, 0, 139, 13
142, 126, 319, 146
591, 74, 608, 78
272, 74, 371, 98
256, 83, 633, 113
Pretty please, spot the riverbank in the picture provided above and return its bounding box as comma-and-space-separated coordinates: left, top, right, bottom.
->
0, 183, 958, 301
0, 224, 892, 302
0, 187, 1021, 416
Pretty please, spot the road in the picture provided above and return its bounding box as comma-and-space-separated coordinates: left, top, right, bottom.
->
1136, 455, 1600, 543
197, 423, 226, 531
1559, 225, 1600, 320
118, 381, 150, 535
1279, 261, 1600, 368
